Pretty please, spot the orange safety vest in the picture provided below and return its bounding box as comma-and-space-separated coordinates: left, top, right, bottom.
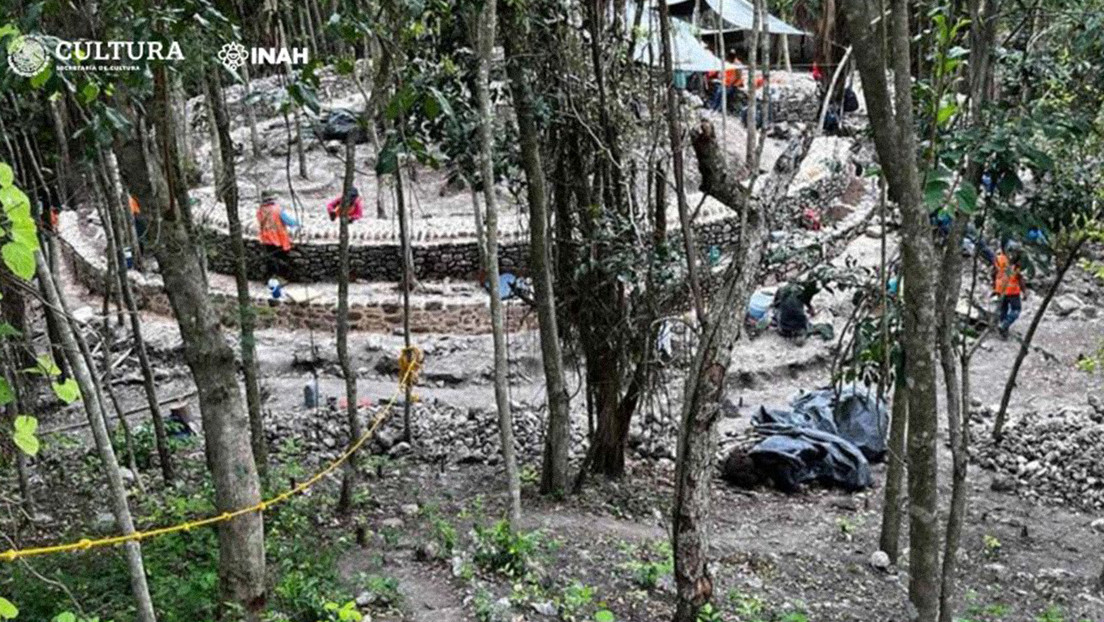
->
994, 252, 1022, 296
257, 202, 292, 251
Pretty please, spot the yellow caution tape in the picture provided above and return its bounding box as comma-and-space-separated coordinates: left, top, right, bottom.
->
1, 355, 418, 563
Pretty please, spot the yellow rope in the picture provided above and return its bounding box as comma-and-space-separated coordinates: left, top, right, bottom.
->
1, 353, 417, 563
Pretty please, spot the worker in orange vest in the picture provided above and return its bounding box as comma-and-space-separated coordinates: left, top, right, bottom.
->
993, 241, 1026, 339
708, 50, 744, 112
256, 190, 299, 279
128, 195, 148, 254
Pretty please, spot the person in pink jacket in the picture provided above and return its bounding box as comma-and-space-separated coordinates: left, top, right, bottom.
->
327, 186, 365, 223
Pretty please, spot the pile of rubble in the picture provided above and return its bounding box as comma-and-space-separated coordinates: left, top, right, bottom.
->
263, 391, 686, 470
974, 396, 1104, 510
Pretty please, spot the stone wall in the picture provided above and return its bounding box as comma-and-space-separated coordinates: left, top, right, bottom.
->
201, 229, 529, 283
58, 224, 534, 336
201, 211, 743, 283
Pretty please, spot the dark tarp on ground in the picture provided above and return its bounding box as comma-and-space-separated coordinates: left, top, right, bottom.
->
763, 386, 889, 462
742, 386, 887, 492
315, 108, 367, 143
748, 422, 873, 492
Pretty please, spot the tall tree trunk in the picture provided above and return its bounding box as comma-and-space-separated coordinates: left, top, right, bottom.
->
502, 7, 572, 495
90, 176, 144, 491
395, 160, 416, 442
474, 0, 522, 527
98, 153, 174, 483
104, 150, 143, 270
992, 238, 1086, 439
879, 375, 908, 562
671, 121, 808, 622
116, 67, 266, 619
207, 67, 268, 478
337, 135, 363, 514
35, 253, 158, 622
844, 0, 942, 617
936, 216, 968, 622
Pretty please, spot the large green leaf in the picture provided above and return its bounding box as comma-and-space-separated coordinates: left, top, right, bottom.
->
0, 596, 17, 619
26, 354, 61, 376
51, 377, 81, 404
1, 242, 35, 280
13, 415, 38, 456
0, 162, 12, 188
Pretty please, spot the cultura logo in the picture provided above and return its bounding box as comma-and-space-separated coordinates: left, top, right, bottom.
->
7, 34, 50, 77
218, 41, 248, 72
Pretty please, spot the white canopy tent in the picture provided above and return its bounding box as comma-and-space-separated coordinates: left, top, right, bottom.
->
631, 6, 726, 72
672, 0, 806, 36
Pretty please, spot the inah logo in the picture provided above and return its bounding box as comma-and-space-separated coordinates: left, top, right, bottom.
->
7, 35, 50, 77
218, 42, 248, 71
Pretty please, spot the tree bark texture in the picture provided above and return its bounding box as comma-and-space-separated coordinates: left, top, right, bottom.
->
474, 0, 522, 527
36, 253, 158, 622
337, 134, 363, 514
502, 6, 573, 495
879, 375, 909, 563
115, 69, 266, 618
843, 0, 942, 617
207, 67, 268, 478
98, 152, 173, 483
672, 121, 811, 621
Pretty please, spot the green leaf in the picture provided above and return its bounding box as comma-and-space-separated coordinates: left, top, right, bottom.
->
0, 597, 17, 619
595, 610, 615, 622
955, 183, 978, 214
54, 611, 77, 622
0, 184, 30, 210
936, 102, 957, 126
26, 354, 61, 376
80, 81, 100, 104
0, 322, 20, 338
0, 378, 12, 406
1, 242, 35, 280
335, 57, 356, 76
13, 415, 38, 456
29, 66, 52, 89
923, 177, 949, 209
376, 141, 400, 176
0, 162, 12, 188
51, 377, 80, 404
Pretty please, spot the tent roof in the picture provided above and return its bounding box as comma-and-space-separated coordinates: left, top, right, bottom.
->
632, 8, 726, 73
671, 0, 806, 35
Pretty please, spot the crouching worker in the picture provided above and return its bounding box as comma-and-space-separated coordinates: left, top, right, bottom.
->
327, 186, 364, 223
773, 280, 832, 345
257, 190, 299, 280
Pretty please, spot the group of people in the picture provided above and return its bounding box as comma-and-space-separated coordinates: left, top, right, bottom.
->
763, 237, 1031, 347
255, 187, 366, 282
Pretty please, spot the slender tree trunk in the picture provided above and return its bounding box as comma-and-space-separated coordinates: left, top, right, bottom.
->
337, 135, 363, 514
937, 216, 968, 622
879, 375, 908, 562
99, 153, 174, 483
992, 239, 1085, 439
502, 7, 572, 495
844, 0, 942, 616
104, 150, 143, 270
36, 253, 158, 622
395, 160, 416, 442
91, 178, 144, 491
474, 0, 521, 528
0, 285, 35, 517
745, 0, 761, 167
116, 68, 266, 619
208, 67, 268, 477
